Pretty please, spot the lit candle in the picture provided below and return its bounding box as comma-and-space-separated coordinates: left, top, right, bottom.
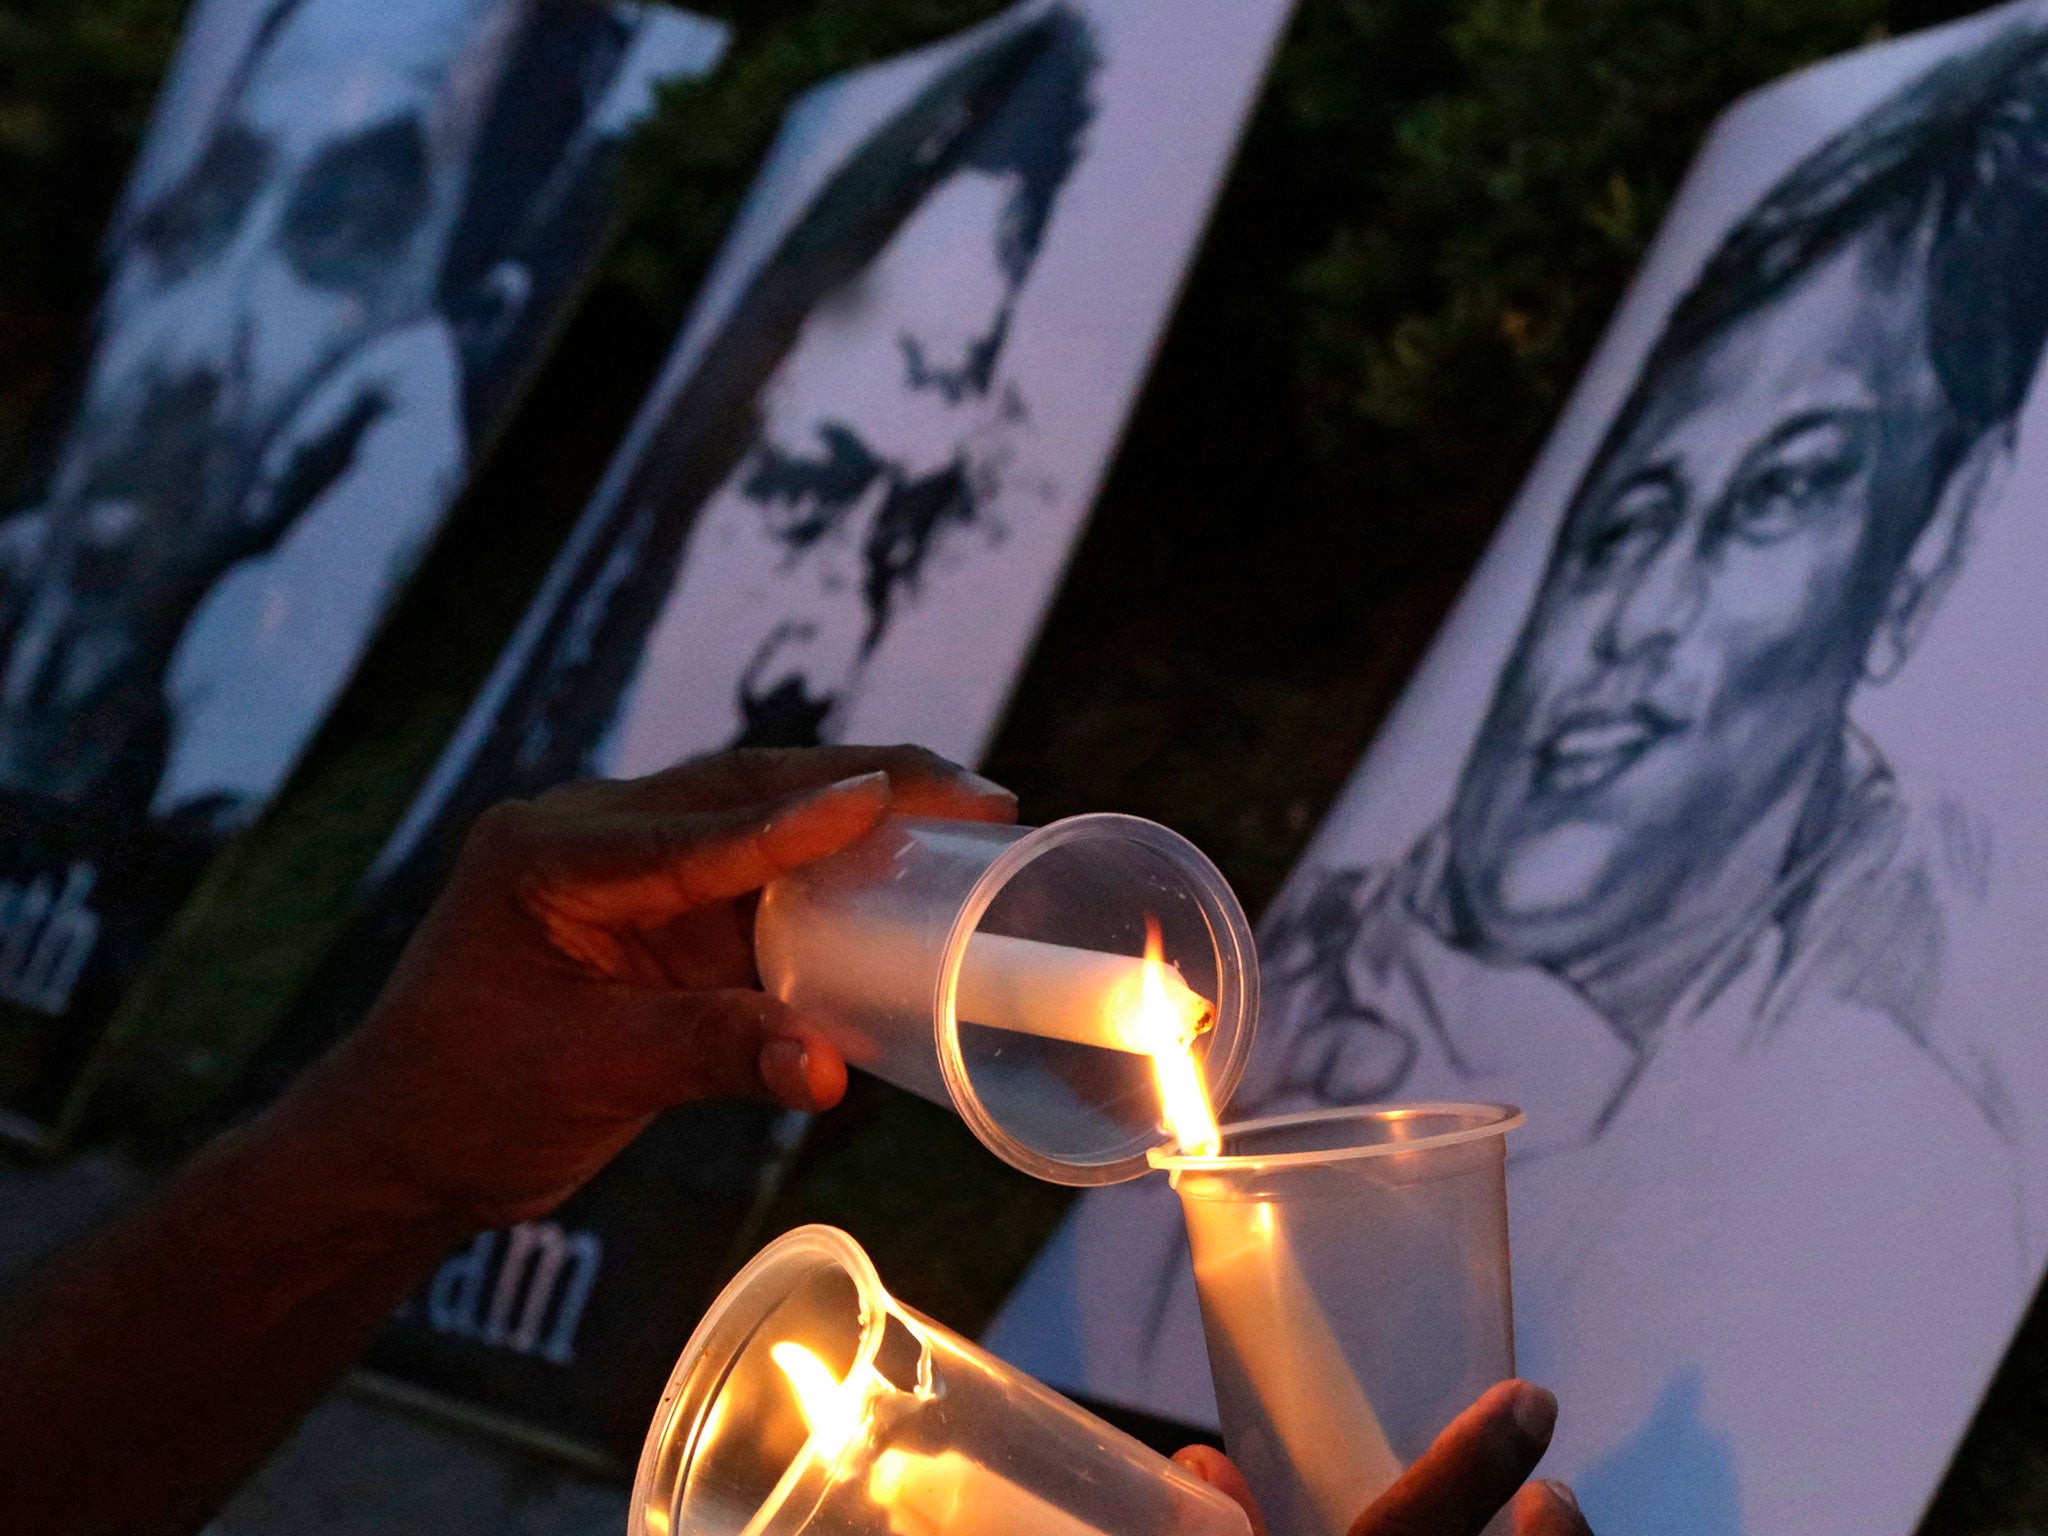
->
956, 932, 1213, 1053
1183, 1201, 1403, 1534
761, 894, 1213, 1057
773, 1342, 1110, 1536
1144, 931, 1397, 1532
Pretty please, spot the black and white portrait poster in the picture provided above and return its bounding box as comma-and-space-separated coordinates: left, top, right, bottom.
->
0, 0, 727, 1122
991, 7, 2048, 1532
277, 0, 1295, 1460
370, 0, 1295, 885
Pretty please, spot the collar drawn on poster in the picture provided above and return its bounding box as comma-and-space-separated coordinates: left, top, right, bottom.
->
1255, 22, 2048, 1157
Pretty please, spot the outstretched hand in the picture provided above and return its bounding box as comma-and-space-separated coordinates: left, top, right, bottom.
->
1176, 1380, 1592, 1536
282, 745, 1016, 1229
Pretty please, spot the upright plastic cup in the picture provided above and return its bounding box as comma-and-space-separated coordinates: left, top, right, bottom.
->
631, 1224, 1251, 1536
755, 814, 1258, 1185
1150, 1104, 1525, 1536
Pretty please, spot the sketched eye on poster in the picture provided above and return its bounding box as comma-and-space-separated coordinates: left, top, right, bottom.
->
0, 0, 728, 1131
989, 5, 2048, 1532
292, 0, 1296, 1465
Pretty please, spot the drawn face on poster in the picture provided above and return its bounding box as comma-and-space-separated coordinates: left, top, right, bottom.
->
599, 10, 1096, 767
695, 162, 1046, 748
0, 0, 724, 1040
991, 16, 2048, 1535
0, 0, 518, 822
1260, 26, 2048, 1118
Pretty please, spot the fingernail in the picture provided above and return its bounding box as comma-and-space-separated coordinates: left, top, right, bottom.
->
956, 769, 1016, 800
1540, 1479, 1580, 1514
1511, 1382, 1558, 1445
760, 1037, 809, 1100
824, 770, 891, 797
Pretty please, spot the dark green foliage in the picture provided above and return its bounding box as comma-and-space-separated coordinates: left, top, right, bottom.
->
1300, 0, 1893, 463
0, 0, 184, 482
609, 1, 1014, 319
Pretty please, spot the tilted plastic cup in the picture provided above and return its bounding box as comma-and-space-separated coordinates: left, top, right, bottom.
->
1151, 1104, 1525, 1536
631, 1224, 1251, 1536
755, 814, 1259, 1185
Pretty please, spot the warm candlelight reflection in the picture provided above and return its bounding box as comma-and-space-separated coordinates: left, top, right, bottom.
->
768, 1334, 1114, 1536
772, 1340, 870, 1459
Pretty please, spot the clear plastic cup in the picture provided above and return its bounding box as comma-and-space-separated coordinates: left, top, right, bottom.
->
755, 814, 1258, 1185
1150, 1104, 1525, 1536
631, 1224, 1252, 1536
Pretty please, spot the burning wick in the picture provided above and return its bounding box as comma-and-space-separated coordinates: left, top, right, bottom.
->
1138, 916, 1223, 1158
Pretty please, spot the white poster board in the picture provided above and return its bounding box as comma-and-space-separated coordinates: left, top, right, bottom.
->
990, 7, 2048, 1532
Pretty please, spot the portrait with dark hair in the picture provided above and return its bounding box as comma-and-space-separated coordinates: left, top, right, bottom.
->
998, 12, 2048, 1535
0, 0, 725, 1064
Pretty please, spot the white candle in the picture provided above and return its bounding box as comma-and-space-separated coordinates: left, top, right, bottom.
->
867, 1446, 1107, 1536
1184, 1201, 1402, 1535
955, 932, 1212, 1052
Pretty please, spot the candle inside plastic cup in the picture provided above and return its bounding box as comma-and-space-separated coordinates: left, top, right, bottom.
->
755, 814, 1258, 1185
630, 1224, 1250, 1536
1151, 1104, 1524, 1536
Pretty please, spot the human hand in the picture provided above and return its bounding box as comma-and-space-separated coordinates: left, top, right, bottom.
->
280, 746, 1016, 1230
1175, 1380, 1591, 1536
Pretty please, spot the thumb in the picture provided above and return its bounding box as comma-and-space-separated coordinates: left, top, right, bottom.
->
609, 987, 849, 1112
1174, 1446, 1267, 1536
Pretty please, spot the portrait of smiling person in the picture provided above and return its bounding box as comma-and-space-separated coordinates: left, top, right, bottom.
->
0, 0, 727, 1131
989, 7, 2048, 1534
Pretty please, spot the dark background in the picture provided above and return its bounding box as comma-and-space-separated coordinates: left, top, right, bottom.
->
7, 0, 2047, 1528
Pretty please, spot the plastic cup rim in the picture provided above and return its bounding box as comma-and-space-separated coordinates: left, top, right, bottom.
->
933, 812, 1260, 1187
1145, 1100, 1524, 1174
628, 1224, 888, 1536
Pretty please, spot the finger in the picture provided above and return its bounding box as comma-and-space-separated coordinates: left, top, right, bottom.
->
519, 771, 893, 933
1173, 1446, 1267, 1536
759, 1032, 849, 1111
607, 987, 850, 1110
612, 745, 1017, 821
1510, 1481, 1590, 1536
1351, 1380, 1557, 1536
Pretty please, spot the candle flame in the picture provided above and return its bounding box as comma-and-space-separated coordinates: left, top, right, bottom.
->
1140, 916, 1222, 1157
771, 1341, 866, 1460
